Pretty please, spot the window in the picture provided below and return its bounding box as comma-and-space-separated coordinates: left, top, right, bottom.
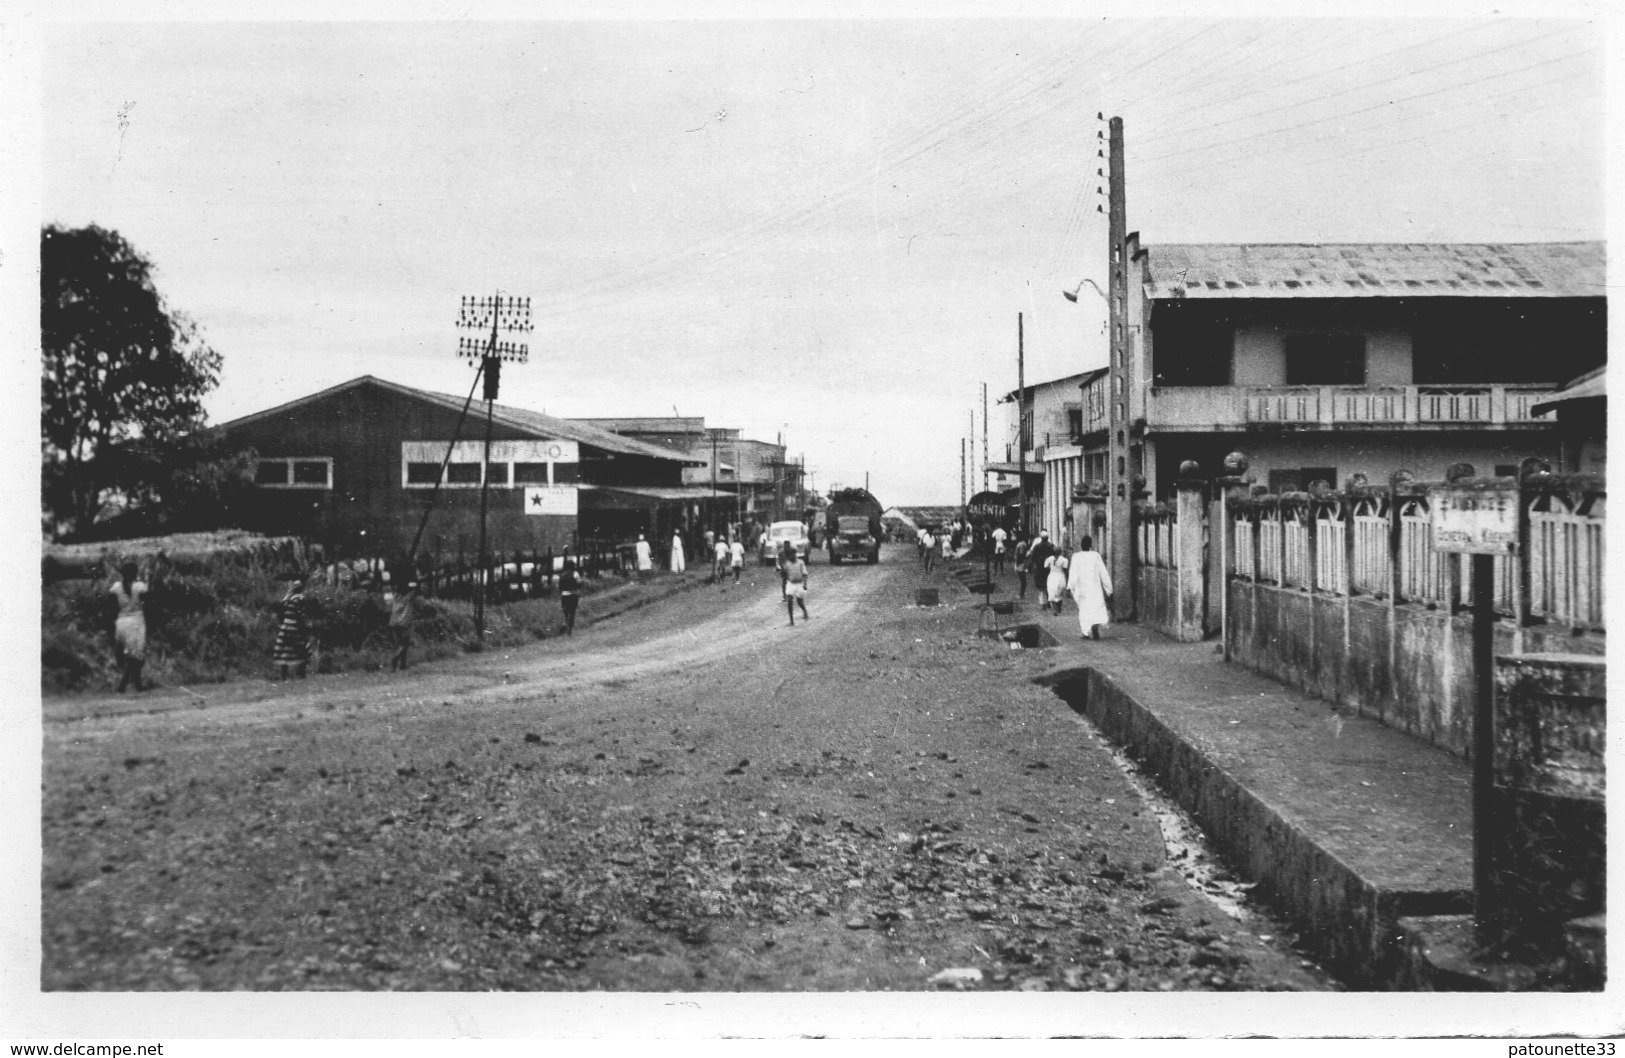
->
292, 461, 329, 485
514, 462, 550, 484
254, 456, 331, 489
446, 463, 481, 485
407, 462, 441, 484
1284, 333, 1366, 385
255, 461, 290, 485
1066, 408, 1083, 442
486, 463, 509, 485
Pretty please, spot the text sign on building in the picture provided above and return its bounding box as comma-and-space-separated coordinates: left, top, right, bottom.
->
524, 485, 578, 517
1431, 484, 1518, 554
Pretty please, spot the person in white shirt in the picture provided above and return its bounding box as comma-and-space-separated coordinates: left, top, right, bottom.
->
634, 534, 653, 573
670, 532, 686, 573
1065, 535, 1114, 640
991, 526, 1008, 572
729, 537, 745, 583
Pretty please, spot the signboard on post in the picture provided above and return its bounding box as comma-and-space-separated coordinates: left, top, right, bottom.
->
1431, 484, 1518, 555
525, 485, 578, 517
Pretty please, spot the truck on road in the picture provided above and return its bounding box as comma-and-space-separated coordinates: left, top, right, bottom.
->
825, 487, 883, 565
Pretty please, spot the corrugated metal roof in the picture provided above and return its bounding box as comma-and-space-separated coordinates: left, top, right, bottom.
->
216, 376, 703, 464
1145, 242, 1605, 300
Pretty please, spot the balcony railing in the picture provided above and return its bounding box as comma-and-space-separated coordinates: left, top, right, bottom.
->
1147, 384, 1558, 430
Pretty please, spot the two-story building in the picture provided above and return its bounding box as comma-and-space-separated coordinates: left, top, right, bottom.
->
1133, 241, 1605, 497
573, 418, 792, 522
993, 367, 1107, 541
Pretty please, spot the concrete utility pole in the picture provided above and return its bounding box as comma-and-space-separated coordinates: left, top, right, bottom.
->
1017, 312, 1026, 537
982, 382, 989, 494
1105, 115, 1133, 618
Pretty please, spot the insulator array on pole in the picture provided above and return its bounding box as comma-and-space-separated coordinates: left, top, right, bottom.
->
456, 293, 533, 334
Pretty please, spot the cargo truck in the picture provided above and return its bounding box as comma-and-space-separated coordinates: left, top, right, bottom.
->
825, 487, 883, 565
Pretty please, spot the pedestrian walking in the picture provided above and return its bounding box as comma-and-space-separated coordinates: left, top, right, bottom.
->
634, 534, 653, 573
992, 526, 1008, 572
921, 527, 936, 572
1065, 535, 1115, 640
940, 528, 953, 562
1027, 530, 1055, 607
778, 540, 795, 597
729, 537, 745, 583
558, 559, 582, 635
916, 526, 928, 563
1013, 535, 1030, 598
783, 551, 810, 625
388, 581, 423, 671
1046, 550, 1070, 616
107, 561, 148, 693
670, 532, 686, 573
272, 571, 314, 680
714, 537, 730, 583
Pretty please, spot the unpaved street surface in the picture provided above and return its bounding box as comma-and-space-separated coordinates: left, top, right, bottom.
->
42, 548, 1337, 992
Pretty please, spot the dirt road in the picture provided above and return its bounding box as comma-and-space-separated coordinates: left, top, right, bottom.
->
41, 546, 1337, 992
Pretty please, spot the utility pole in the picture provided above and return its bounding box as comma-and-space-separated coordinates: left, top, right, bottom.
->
982, 381, 989, 494
455, 293, 530, 642
1017, 312, 1026, 538
1105, 115, 1133, 618
960, 437, 967, 513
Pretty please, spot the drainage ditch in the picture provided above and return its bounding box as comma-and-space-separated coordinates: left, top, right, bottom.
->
1048, 670, 1262, 923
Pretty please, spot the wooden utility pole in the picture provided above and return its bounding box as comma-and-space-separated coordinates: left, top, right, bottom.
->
1105, 116, 1133, 618
455, 294, 530, 642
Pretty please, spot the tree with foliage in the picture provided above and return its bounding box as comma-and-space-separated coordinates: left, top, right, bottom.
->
41, 224, 228, 538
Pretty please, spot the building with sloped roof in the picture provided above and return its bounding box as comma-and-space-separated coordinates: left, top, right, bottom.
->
1133, 240, 1604, 496
208, 376, 715, 560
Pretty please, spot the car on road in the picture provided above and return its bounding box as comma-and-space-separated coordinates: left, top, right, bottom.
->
759, 520, 811, 565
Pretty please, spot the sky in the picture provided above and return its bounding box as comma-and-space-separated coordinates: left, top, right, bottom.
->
23, 5, 1610, 506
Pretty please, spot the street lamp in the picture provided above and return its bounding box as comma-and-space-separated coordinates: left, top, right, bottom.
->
1062, 278, 1107, 303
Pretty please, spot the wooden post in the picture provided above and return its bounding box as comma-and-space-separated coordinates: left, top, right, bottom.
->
1471, 552, 1498, 943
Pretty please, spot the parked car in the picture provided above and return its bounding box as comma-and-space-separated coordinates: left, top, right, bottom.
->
759, 520, 811, 565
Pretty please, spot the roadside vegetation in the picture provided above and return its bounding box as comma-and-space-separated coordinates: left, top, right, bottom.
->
42, 532, 638, 696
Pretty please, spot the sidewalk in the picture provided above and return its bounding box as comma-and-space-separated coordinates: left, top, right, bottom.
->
935, 555, 1488, 988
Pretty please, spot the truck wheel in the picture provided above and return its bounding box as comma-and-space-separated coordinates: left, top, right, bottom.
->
868, 551, 879, 564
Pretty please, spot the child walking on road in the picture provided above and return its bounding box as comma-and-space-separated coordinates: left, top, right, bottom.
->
784, 552, 810, 625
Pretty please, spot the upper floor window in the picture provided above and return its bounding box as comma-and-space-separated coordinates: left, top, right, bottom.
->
255, 457, 333, 489
1284, 333, 1366, 386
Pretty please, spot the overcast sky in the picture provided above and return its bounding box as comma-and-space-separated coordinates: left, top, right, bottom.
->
29, 6, 1608, 505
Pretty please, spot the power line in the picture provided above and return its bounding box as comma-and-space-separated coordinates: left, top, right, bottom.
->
1134, 23, 1580, 151
1136, 46, 1594, 169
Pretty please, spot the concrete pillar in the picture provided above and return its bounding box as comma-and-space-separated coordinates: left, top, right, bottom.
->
1175, 467, 1206, 643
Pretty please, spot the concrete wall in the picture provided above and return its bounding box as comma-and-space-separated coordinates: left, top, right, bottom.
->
1226, 580, 1603, 759
1233, 326, 1284, 386
1367, 329, 1413, 386
1487, 654, 1606, 958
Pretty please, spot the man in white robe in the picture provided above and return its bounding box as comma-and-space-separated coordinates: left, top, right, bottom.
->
670, 532, 686, 573
1065, 535, 1114, 640
635, 534, 653, 572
